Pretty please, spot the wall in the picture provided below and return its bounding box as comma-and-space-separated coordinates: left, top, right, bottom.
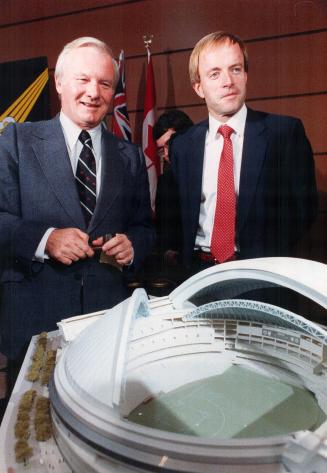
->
1, 0, 326, 262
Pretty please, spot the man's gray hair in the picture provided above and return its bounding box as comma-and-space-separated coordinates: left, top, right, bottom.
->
55, 37, 119, 86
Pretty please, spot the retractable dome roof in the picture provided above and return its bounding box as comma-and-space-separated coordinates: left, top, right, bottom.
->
50, 257, 327, 473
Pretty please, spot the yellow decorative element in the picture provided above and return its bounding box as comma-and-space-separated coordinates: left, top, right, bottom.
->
0, 67, 48, 123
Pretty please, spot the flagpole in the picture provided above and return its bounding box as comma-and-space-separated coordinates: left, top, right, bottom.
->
143, 34, 153, 54
141, 34, 159, 213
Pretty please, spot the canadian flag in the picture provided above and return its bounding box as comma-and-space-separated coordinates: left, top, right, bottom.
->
142, 49, 159, 212
112, 50, 132, 141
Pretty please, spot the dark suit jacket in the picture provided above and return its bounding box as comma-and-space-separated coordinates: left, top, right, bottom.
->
155, 164, 182, 254
0, 116, 154, 359
170, 108, 318, 267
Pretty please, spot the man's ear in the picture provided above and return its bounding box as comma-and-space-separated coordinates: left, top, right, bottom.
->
193, 81, 205, 99
55, 75, 62, 95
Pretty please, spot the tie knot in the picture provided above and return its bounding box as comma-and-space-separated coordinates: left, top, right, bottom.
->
79, 130, 92, 146
218, 124, 234, 139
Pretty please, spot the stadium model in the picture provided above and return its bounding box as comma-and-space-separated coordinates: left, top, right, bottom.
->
49, 257, 327, 473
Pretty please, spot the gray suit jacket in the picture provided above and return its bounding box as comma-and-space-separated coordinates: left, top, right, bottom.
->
0, 116, 154, 359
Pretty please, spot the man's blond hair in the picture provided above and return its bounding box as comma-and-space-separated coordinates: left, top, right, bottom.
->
189, 31, 248, 86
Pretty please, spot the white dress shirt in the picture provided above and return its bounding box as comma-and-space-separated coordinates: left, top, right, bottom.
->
195, 104, 247, 251
34, 112, 103, 261
59, 112, 102, 196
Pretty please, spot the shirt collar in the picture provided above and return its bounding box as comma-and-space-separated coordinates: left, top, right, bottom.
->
59, 111, 102, 152
208, 103, 247, 138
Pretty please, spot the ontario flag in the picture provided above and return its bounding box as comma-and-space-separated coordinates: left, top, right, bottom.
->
112, 50, 132, 141
142, 49, 159, 212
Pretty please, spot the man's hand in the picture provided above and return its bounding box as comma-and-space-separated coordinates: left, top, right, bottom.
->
45, 228, 94, 265
91, 233, 134, 266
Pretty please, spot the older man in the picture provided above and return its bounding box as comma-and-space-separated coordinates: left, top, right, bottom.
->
0, 37, 154, 364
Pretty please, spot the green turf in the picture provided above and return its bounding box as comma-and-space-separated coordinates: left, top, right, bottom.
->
128, 365, 326, 438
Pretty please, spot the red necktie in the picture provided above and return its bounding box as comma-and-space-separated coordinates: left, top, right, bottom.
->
210, 124, 235, 263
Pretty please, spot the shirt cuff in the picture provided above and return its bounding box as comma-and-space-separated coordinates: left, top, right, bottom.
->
33, 227, 56, 262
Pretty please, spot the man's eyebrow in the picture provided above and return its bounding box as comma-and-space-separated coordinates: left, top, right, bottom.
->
207, 66, 221, 73
229, 62, 243, 68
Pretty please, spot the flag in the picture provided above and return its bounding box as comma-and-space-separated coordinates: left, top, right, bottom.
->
142, 49, 159, 212
112, 50, 132, 141
0, 56, 50, 134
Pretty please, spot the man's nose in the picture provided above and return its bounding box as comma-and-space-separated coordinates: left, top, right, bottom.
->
86, 81, 100, 98
221, 70, 233, 87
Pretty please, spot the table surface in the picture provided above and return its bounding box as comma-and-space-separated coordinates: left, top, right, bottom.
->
0, 331, 72, 473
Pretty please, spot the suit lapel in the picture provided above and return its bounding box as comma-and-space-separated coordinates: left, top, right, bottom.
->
237, 108, 268, 233
187, 121, 208, 232
88, 130, 124, 233
31, 117, 86, 228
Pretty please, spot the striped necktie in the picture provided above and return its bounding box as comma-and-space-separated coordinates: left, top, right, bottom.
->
75, 130, 96, 226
